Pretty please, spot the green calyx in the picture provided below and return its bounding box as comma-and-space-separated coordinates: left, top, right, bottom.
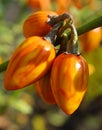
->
56, 15, 80, 55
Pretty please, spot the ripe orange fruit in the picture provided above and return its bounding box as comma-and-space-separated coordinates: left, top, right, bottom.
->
27, 0, 51, 10
35, 72, 56, 104
80, 27, 102, 53
51, 53, 89, 114
4, 36, 56, 90
23, 11, 58, 38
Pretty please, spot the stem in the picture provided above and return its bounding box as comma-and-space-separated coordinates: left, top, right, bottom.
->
77, 15, 102, 35
44, 21, 63, 44
0, 14, 102, 72
57, 34, 68, 55
66, 23, 79, 54
47, 13, 71, 26
0, 60, 9, 73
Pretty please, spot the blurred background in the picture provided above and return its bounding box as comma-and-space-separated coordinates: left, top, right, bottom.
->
0, 0, 102, 130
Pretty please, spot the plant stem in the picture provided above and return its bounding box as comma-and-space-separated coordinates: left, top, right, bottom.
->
65, 23, 79, 54
77, 15, 102, 35
0, 14, 102, 72
0, 61, 9, 73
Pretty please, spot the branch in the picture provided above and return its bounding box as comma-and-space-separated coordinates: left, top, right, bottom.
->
77, 14, 102, 35
0, 61, 9, 73
0, 14, 102, 73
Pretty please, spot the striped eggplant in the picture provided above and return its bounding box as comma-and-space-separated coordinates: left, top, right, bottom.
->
4, 36, 56, 90
35, 72, 56, 104
51, 53, 89, 115
23, 11, 58, 38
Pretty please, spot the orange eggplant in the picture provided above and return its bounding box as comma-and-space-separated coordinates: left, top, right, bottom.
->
4, 36, 56, 90
51, 53, 89, 115
80, 27, 102, 53
27, 0, 51, 10
23, 11, 58, 38
35, 72, 56, 104
55, 0, 71, 14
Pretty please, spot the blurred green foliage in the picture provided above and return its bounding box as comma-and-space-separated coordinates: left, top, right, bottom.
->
0, 0, 102, 130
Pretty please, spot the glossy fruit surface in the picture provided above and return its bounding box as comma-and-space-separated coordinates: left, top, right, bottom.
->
4, 36, 56, 90
23, 11, 58, 38
51, 53, 89, 114
35, 72, 56, 104
80, 27, 102, 53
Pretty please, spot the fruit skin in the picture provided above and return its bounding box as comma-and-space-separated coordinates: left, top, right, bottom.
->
35, 72, 56, 104
23, 11, 58, 38
4, 36, 56, 90
80, 27, 102, 53
51, 53, 89, 115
